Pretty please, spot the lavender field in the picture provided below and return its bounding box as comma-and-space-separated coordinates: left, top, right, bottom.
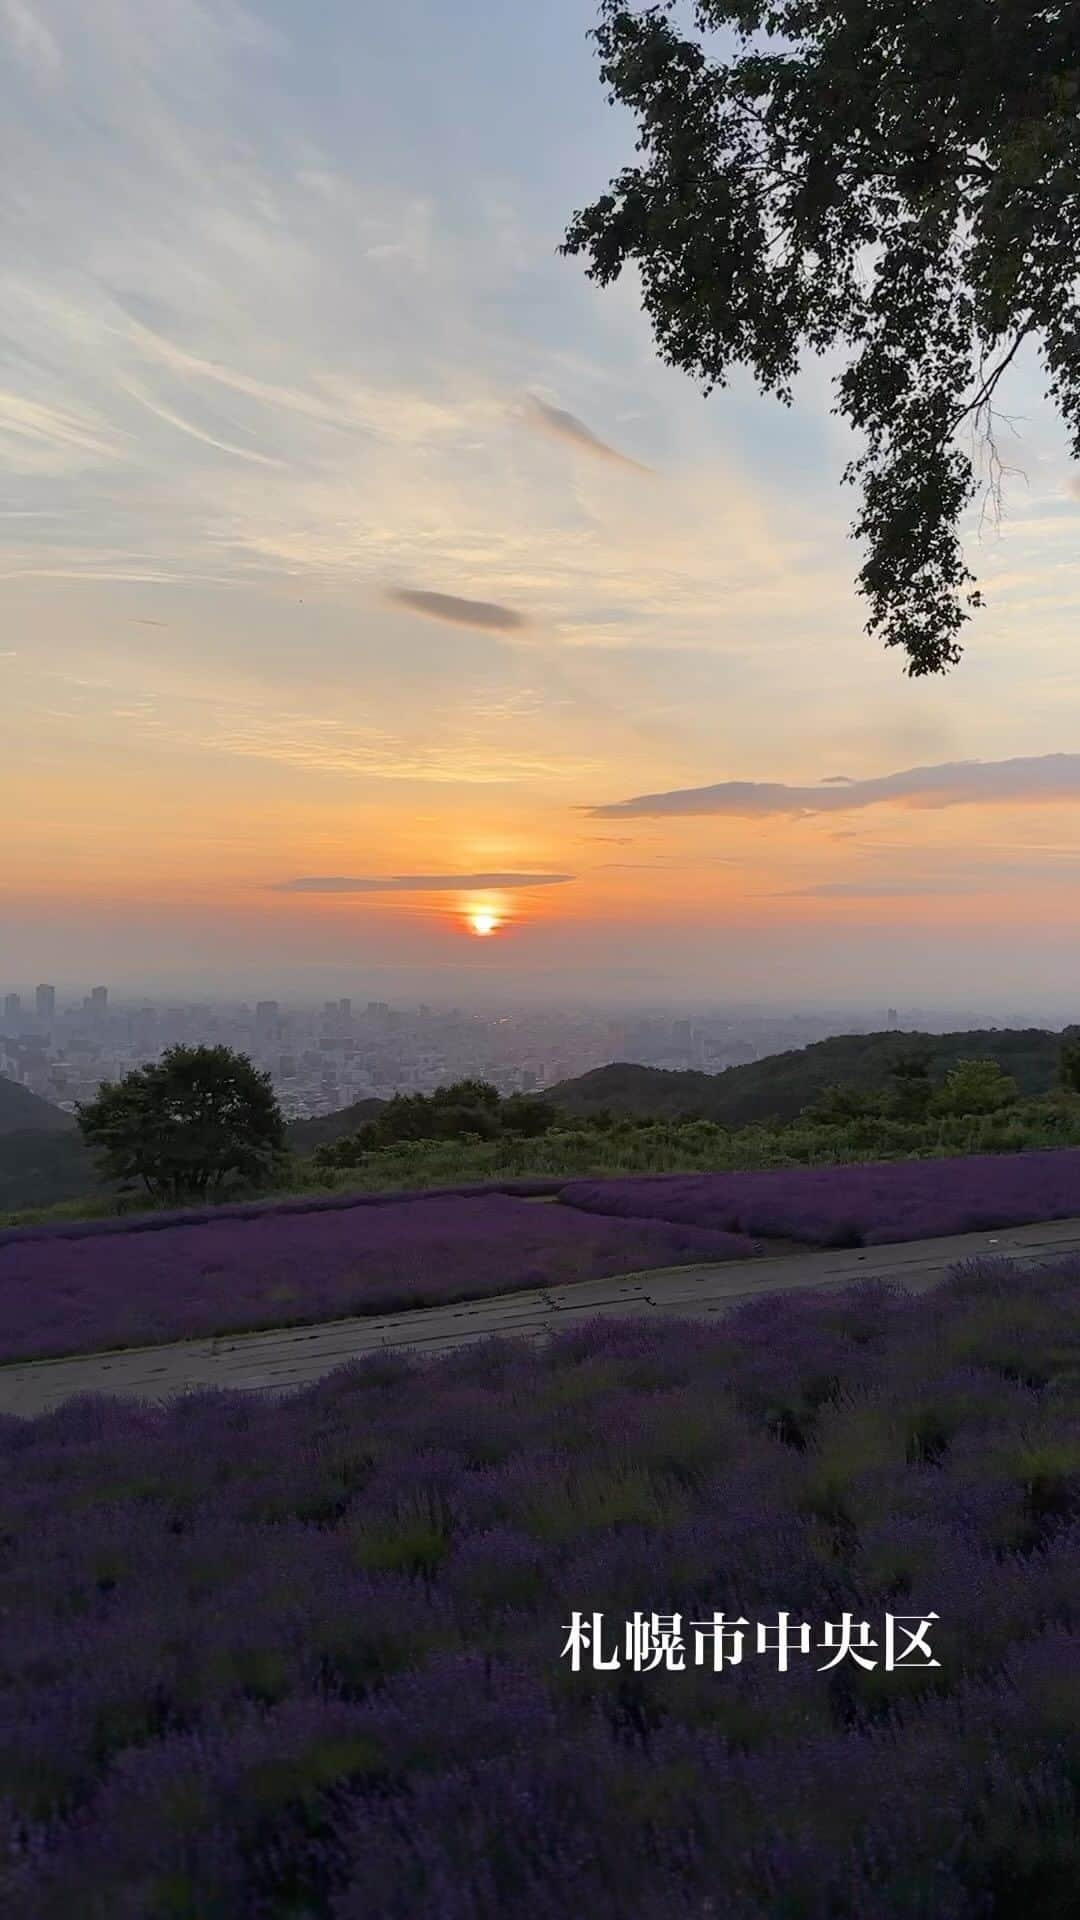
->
560, 1146, 1080, 1248
6, 1146, 1080, 1367
0, 1190, 758, 1364
1, 1255, 1077, 1917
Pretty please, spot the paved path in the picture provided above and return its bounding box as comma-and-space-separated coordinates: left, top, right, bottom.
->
2, 1214, 1080, 1420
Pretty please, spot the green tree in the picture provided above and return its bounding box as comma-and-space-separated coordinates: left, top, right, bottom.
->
931, 1057, 1019, 1118
77, 1044, 286, 1205
1059, 1031, 1080, 1095
430, 1079, 501, 1111
501, 1094, 558, 1137
562, 1, 1080, 675
802, 1081, 877, 1126
885, 1050, 934, 1122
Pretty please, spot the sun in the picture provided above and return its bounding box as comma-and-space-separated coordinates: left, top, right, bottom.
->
468, 911, 499, 937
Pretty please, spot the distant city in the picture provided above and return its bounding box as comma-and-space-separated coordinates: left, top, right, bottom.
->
2, 986, 1076, 1122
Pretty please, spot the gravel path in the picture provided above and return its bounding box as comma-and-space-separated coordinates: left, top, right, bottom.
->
2, 1213, 1079, 1419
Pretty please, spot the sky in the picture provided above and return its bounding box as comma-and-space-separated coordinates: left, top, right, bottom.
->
3, 0, 1080, 1008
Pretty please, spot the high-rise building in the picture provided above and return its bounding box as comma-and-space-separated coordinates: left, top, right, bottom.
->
35, 984, 56, 1020
887, 1007, 899, 1028
3, 993, 21, 1024
255, 1000, 280, 1040
90, 986, 108, 1010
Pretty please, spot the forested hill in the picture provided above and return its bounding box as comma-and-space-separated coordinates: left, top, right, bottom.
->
0, 1079, 87, 1211
0, 1076, 75, 1134
285, 1098, 386, 1156
548, 1027, 1074, 1129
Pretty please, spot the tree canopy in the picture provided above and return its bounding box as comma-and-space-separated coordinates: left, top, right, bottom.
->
314, 1080, 559, 1168
77, 1044, 286, 1206
562, 1, 1080, 674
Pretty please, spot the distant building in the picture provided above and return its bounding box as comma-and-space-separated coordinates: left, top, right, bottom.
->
35, 983, 56, 1020
887, 1007, 898, 1028
3, 993, 20, 1024
255, 1000, 280, 1041
90, 986, 108, 1010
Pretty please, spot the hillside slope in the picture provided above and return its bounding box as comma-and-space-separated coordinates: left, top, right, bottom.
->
0, 1130, 96, 1211
285, 1097, 386, 1155
0, 1075, 75, 1134
549, 1026, 1072, 1128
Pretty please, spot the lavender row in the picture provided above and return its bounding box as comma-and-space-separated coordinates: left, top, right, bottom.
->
560, 1145, 1080, 1246
0, 1178, 566, 1249
0, 1255, 1077, 1915
0, 1195, 758, 1363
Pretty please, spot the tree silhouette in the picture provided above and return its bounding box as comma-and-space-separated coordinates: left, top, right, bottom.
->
77, 1044, 286, 1205
562, 1, 1080, 674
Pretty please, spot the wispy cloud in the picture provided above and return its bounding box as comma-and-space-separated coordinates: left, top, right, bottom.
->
1, 0, 61, 82
384, 588, 531, 633
782, 856, 1080, 898
0, 393, 124, 474
119, 380, 286, 467
779, 879, 968, 898
524, 395, 653, 474
587, 755, 1080, 819
273, 872, 575, 893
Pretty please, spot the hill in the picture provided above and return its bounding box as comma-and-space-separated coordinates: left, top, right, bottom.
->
0, 1130, 96, 1211
0, 1075, 75, 1134
285, 1097, 386, 1155
549, 1026, 1073, 1128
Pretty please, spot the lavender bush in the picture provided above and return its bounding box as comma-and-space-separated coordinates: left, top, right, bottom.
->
0, 1254, 1077, 1916
0, 1195, 757, 1363
560, 1145, 1080, 1247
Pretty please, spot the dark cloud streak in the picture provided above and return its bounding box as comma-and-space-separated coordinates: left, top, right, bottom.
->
274, 872, 575, 894
525, 396, 653, 474
384, 588, 529, 633
586, 755, 1080, 819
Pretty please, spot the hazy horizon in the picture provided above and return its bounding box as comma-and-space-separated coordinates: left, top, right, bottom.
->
4, 970, 1078, 1027
4, 1, 1080, 1004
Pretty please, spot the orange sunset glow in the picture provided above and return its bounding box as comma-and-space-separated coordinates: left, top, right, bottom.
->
3, 0, 1080, 1011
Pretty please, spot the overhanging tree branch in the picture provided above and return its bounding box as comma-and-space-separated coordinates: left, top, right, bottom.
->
562, 0, 1080, 674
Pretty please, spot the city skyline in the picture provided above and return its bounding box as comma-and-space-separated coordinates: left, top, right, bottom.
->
4, 979, 1071, 1125
4, 2, 1080, 1002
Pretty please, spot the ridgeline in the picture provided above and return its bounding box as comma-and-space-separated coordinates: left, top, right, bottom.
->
545, 1027, 1074, 1128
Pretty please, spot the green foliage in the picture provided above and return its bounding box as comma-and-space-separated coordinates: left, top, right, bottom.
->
316, 1081, 553, 1168
76, 1044, 287, 1205
562, 1, 1080, 675
802, 1082, 876, 1127
1060, 1031, 1080, 1096
500, 1094, 558, 1137
10, 1036, 1080, 1229
552, 1027, 1065, 1128
429, 1078, 500, 1110
930, 1057, 1020, 1118
884, 1050, 934, 1122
